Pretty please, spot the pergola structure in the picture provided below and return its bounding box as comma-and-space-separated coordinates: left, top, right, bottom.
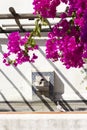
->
1, 7, 87, 113
1, 8, 81, 113
0, 7, 63, 34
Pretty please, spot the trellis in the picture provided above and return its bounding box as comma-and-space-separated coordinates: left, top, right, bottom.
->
0, 7, 63, 34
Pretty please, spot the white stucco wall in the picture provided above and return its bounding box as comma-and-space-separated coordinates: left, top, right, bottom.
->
0, 114, 86, 130
0, 38, 87, 102
0, 0, 87, 102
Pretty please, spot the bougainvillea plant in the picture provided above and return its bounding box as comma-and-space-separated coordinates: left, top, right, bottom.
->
3, 0, 87, 68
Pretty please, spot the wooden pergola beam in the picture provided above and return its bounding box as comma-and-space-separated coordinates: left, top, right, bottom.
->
2, 23, 55, 27
0, 28, 51, 33
0, 12, 63, 19
9, 7, 24, 31
0, 7, 70, 33
0, 27, 8, 36
0, 13, 37, 19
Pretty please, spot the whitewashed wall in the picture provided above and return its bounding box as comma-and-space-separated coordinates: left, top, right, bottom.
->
0, 114, 87, 130
0, 0, 87, 103
0, 38, 87, 102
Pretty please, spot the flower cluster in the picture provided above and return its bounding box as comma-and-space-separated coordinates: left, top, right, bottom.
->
33, 0, 87, 68
3, 0, 87, 68
33, 0, 60, 18
46, 19, 85, 68
45, 0, 87, 68
3, 32, 38, 66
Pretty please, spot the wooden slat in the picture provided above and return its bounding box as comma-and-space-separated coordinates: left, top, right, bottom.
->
0, 13, 37, 19
0, 12, 63, 19
9, 7, 24, 31
2, 23, 55, 27
0, 28, 51, 33
0, 27, 8, 36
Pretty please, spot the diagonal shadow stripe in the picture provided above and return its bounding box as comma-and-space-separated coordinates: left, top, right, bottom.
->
32, 87, 54, 111
0, 47, 35, 111
0, 69, 35, 111
30, 63, 54, 111
59, 101, 69, 111
61, 97, 74, 111
39, 48, 87, 105
12, 67, 31, 87
0, 48, 54, 112
0, 92, 16, 111
13, 67, 54, 111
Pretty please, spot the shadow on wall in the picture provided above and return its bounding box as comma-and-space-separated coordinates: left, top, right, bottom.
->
0, 92, 16, 111
54, 72, 64, 101
0, 45, 55, 111
0, 69, 35, 111
39, 48, 87, 104
1, 43, 87, 111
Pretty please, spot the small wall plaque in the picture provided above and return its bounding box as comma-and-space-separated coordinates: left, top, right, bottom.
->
32, 71, 54, 100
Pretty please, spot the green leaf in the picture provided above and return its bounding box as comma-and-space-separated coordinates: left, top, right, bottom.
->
31, 39, 36, 47
37, 24, 41, 36
41, 18, 51, 29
